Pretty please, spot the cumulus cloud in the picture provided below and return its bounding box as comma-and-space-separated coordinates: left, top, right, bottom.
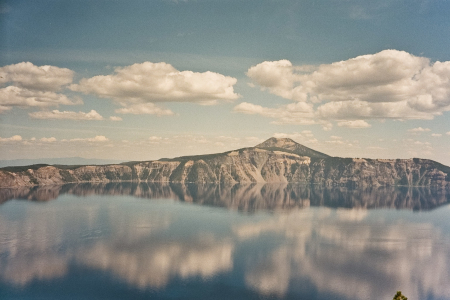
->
0, 62, 80, 112
115, 103, 174, 116
149, 136, 163, 141
431, 133, 442, 137
40, 137, 57, 142
241, 50, 450, 127
0, 135, 22, 142
315, 99, 434, 120
68, 136, 109, 142
71, 62, 240, 111
337, 120, 371, 128
408, 127, 431, 133
233, 102, 332, 129
0, 86, 81, 109
246, 60, 301, 100
273, 131, 318, 144
28, 110, 104, 120
109, 116, 122, 121
0, 62, 74, 91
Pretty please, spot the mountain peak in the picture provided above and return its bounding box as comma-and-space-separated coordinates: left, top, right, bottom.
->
255, 137, 330, 159
256, 137, 298, 148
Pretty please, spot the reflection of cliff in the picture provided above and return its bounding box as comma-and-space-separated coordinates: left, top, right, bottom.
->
1, 182, 449, 211
1, 191, 450, 299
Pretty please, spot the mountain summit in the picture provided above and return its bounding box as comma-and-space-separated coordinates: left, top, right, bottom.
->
256, 137, 330, 159
1, 137, 449, 188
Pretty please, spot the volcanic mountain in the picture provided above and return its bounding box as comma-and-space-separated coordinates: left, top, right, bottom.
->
1, 137, 449, 188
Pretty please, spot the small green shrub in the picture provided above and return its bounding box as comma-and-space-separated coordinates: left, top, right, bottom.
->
393, 291, 407, 300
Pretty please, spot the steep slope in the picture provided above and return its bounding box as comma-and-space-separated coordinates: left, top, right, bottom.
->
255, 137, 330, 158
0, 138, 449, 188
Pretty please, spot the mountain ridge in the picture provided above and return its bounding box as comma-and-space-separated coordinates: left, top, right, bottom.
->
0, 137, 449, 188
255, 137, 330, 159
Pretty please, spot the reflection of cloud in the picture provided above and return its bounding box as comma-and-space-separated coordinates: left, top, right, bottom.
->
234, 209, 450, 299
245, 247, 291, 296
78, 238, 233, 289
81, 202, 231, 289
0, 195, 233, 291
2, 185, 450, 299
0, 254, 68, 286
0, 202, 85, 285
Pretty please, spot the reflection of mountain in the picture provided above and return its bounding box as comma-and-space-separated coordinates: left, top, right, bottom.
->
1, 182, 450, 211
1, 189, 450, 299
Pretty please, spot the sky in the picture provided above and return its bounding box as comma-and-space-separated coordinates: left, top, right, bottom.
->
1, 0, 450, 165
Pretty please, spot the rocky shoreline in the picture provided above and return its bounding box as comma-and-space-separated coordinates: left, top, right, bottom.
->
1, 138, 449, 188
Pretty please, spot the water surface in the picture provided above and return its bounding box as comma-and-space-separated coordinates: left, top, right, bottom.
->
1, 183, 450, 300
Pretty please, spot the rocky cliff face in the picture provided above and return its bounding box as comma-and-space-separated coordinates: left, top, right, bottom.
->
1, 138, 449, 188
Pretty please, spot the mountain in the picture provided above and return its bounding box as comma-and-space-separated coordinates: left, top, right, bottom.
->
255, 137, 330, 159
1, 137, 449, 188
0, 157, 123, 168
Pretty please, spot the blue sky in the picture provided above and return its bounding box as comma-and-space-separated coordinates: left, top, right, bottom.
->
1, 0, 450, 164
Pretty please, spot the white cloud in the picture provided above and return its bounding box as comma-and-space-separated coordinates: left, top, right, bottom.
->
0, 105, 12, 112
408, 127, 431, 133
0, 86, 81, 110
0, 62, 80, 113
301, 130, 314, 137
243, 50, 450, 127
447, 132, 450, 136
28, 110, 104, 120
71, 62, 240, 107
431, 133, 442, 137
115, 103, 174, 116
0, 62, 73, 91
40, 137, 57, 143
68, 136, 109, 142
272, 132, 319, 145
246, 60, 301, 100
149, 136, 163, 141
233, 102, 331, 130
273, 132, 304, 140
0, 135, 22, 142
109, 116, 122, 121
315, 99, 433, 120
326, 140, 345, 145
337, 120, 371, 128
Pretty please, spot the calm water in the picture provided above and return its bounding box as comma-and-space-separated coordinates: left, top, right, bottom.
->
1, 183, 450, 300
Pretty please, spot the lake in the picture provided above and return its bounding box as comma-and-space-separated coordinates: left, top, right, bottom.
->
1, 183, 450, 300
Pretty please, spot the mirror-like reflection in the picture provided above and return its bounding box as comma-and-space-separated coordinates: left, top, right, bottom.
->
1, 183, 450, 299
1, 182, 450, 211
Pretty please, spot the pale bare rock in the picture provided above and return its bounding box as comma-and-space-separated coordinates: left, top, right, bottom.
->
0, 138, 449, 188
